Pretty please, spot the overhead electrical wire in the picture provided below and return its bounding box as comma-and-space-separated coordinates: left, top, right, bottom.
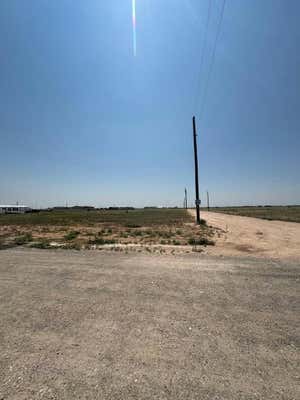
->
194, 0, 212, 114
198, 0, 226, 117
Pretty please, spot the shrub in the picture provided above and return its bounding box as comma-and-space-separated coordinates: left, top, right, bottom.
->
161, 231, 172, 239
0, 241, 15, 250
188, 237, 215, 246
30, 239, 51, 249
132, 230, 143, 237
64, 231, 80, 241
63, 242, 81, 250
145, 229, 155, 236
14, 233, 33, 245
89, 237, 116, 245
105, 239, 117, 244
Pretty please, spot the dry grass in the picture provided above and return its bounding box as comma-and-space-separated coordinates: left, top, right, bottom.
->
0, 209, 215, 252
0, 208, 191, 226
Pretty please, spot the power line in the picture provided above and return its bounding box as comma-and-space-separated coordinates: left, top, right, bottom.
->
199, 0, 226, 117
193, 0, 212, 113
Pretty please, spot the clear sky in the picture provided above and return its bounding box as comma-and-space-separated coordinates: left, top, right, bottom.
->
0, 0, 299, 208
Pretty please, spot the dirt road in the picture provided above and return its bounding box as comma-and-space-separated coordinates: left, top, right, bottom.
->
0, 248, 299, 399
190, 210, 300, 261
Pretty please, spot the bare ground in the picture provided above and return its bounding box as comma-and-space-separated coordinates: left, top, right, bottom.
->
0, 248, 299, 399
189, 211, 300, 261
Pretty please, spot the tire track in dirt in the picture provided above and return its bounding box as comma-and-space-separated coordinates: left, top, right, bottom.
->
189, 210, 300, 261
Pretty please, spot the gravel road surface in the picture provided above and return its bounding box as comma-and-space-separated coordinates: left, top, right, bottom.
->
0, 248, 299, 399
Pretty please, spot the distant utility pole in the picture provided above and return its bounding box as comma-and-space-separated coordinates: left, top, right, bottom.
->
206, 191, 210, 211
184, 188, 188, 209
193, 116, 200, 224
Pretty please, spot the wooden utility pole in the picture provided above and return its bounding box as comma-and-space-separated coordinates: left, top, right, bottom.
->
193, 116, 200, 224
184, 188, 188, 209
206, 191, 210, 211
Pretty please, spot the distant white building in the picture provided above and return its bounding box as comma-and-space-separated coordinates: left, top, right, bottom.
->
0, 205, 31, 214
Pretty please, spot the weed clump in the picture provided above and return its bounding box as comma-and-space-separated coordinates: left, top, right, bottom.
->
125, 223, 141, 228
158, 231, 172, 239
64, 231, 80, 241
120, 232, 129, 238
30, 239, 51, 249
144, 229, 154, 236
188, 237, 215, 246
89, 237, 117, 245
63, 242, 82, 250
0, 236, 15, 250
132, 230, 143, 237
14, 233, 33, 245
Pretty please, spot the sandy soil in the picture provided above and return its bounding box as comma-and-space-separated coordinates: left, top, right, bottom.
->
0, 248, 299, 399
189, 211, 300, 261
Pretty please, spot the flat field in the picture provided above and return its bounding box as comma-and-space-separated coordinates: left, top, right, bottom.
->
0, 209, 214, 251
0, 208, 191, 226
210, 205, 300, 223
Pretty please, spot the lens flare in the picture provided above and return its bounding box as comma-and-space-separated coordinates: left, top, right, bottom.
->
132, 0, 137, 56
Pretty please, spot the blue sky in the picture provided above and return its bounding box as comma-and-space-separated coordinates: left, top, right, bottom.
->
0, 0, 299, 207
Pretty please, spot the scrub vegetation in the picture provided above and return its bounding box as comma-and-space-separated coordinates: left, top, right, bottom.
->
0, 208, 190, 226
0, 208, 215, 252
